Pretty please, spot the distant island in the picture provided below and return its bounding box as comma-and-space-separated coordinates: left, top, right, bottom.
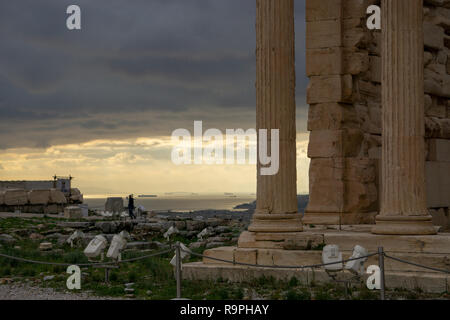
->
138, 195, 158, 198
164, 192, 198, 196
224, 193, 237, 197
234, 194, 309, 213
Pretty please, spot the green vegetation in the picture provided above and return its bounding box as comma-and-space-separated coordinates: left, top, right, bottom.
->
1, 216, 449, 300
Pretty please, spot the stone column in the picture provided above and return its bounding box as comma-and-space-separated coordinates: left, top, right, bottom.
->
372, 0, 436, 235
247, 0, 302, 233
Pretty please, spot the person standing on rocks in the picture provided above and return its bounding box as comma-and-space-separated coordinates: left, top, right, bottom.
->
127, 194, 136, 220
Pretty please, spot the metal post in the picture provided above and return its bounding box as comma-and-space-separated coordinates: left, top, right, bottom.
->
378, 247, 386, 300
175, 241, 182, 299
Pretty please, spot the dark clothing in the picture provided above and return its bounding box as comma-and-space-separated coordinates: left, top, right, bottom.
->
128, 207, 136, 219
128, 196, 136, 219
128, 197, 135, 209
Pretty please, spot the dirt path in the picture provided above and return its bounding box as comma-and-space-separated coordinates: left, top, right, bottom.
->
0, 283, 123, 300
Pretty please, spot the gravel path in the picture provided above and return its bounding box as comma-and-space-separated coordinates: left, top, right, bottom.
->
0, 283, 123, 300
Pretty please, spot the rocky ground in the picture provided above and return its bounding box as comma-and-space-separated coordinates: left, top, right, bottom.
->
0, 209, 250, 252
0, 209, 251, 300
0, 282, 123, 300
1, 208, 448, 300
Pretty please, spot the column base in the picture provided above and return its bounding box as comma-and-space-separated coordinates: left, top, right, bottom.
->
237, 231, 321, 250
372, 215, 437, 235
302, 211, 377, 225
247, 212, 303, 233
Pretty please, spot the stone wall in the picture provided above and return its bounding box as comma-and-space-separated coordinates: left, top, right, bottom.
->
305, 0, 450, 228
0, 180, 54, 191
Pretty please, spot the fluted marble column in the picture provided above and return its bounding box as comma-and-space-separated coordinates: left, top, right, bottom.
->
248, 0, 303, 233
372, 0, 436, 235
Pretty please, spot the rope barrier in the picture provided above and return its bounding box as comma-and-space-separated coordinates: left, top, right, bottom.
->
383, 253, 450, 274
183, 247, 378, 269
182, 247, 450, 275
0, 248, 173, 267
2, 243, 449, 275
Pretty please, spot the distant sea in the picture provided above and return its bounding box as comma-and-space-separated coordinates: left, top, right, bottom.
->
84, 194, 256, 212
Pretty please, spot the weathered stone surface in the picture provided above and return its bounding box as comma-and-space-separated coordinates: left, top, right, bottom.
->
426, 161, 450, 208
39, 242, 53, 251
245, 0, 302, 235
272, 250, 321, 267
235, 249, 257, 265
424, 22, 445, 50
324, 232, 450, 254
305, 156, 379, 224
29, 233, 44, 240
344, 50, 369, 75
28, 190, 50, 205
95, 221, 119, 234
184, 262, 448, 293
306, 20, 342, 49
427, 139, 450, 161
368, 56, 381, 83
238, 231, 286, 249
307, 75, 353, 104
203, 246, 235, 265
425, 117, 450, 139
385, 271, 447, 293
307, 103, 359, 131
306, 0, 342, 22
4, 189, 28, 206
70, 188, 83, 203
343, 18, 368, 48
372, 0, 436, 235
356, 80, 381, 102
306, 48, 343, 76
237, 230, 325, 250
431, 208, 450, 231
343, 0, 376, 19
186, 220, 206, 231
105, 197, 123, 213
49, 189, 67, 204
355, 104, 382, 135
64, 206, 83, 219
308, 129, 364, 158
0, 234, 16, 244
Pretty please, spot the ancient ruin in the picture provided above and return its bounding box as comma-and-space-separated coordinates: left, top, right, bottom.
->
0, 176, 84, 214
183, 0, 450, 292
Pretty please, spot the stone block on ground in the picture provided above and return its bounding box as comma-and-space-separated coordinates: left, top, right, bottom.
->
64, 206, 83, 219
105, 197, 123, 213
95, 221, 119, 234
39, 242, 53, 251
203, 247, 235, 265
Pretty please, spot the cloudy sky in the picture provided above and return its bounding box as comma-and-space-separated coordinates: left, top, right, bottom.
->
0, 0, 310, 196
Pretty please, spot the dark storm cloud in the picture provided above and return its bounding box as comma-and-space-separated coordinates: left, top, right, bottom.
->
0, 0, 307, 149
